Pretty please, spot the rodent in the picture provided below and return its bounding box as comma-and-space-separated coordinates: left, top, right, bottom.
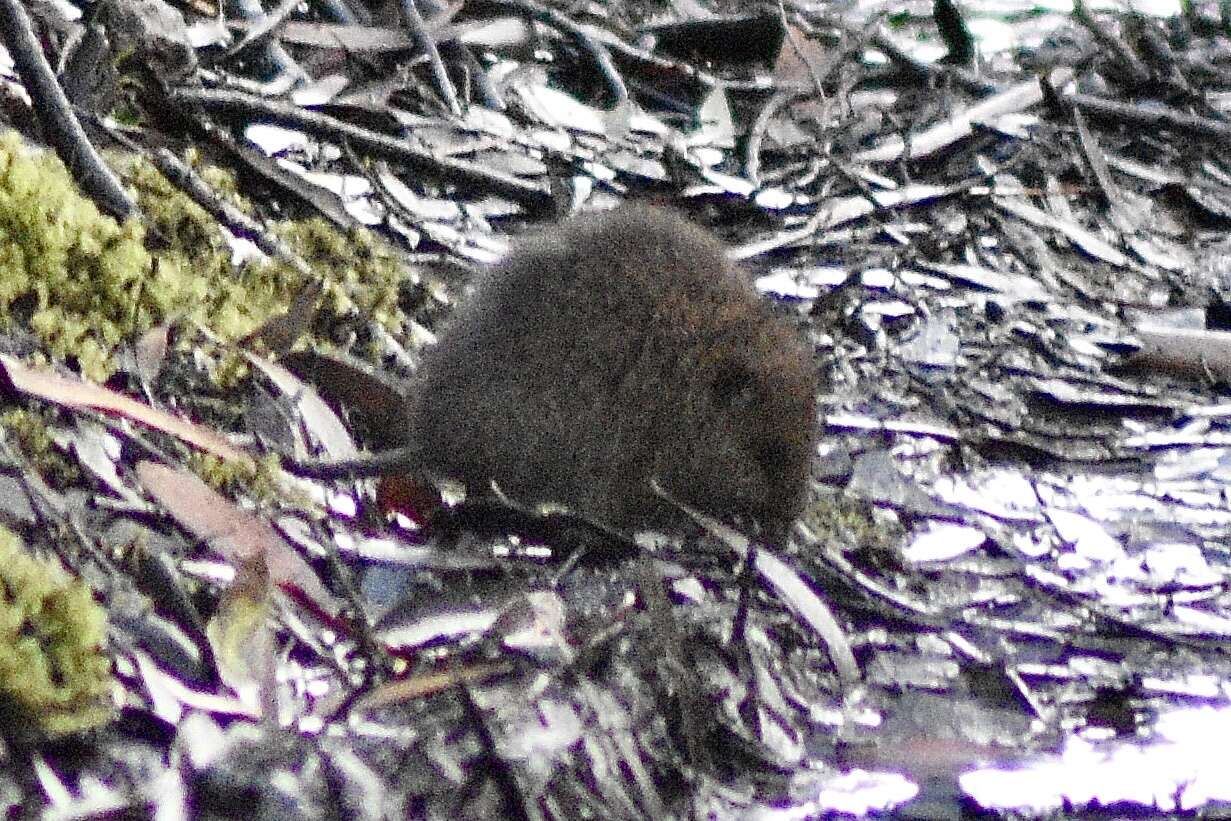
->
299, 204, 818, 536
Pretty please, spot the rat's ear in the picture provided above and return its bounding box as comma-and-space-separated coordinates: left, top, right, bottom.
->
710, 360, 757, 409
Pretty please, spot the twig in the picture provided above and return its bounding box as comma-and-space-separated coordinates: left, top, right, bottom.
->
778, 1, 830, 97
732, 182, 961, 259
589, 25, 721, 88
320, 0, 365, 25
220, 0, 301, 63
744, 8, 825, 185
419, 0, 503, 109
855, 67, 1074, 163
867, 25, 996, 96
1072, 0, 1151, 87
0, 0, 135, 221
632, 556, 713, 773
399, 0, 462, 116
745, 88, 809, 185
1069, 91, 1231, 143
456, 685, 537, 821
170, 85, 554, 211
452, 44, 504, 110
183, 109, 366, 233
149, 148, 312, 275
229, 0, 309, 85
1071, 107, 1134, 234
491, 0, 629, 109
746, 12, 861, 185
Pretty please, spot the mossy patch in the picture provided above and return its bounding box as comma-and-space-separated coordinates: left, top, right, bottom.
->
187, 451, 287, 505
0, 526, 115, 740
0, 132, 415, 383
272, 218, 409, 336
0, 131, 162, 381
803, 490, 905, 569
0, 408, 80, 484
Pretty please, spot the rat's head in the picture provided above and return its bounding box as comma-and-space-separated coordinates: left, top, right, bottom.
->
656, 317, 818, 535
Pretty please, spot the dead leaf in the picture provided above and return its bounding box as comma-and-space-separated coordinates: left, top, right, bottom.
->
134, 320, 174, 386
773, 23, 825, 87
136, 461, 341, 617
245, 352, 357, 460
645, 14, 784, 68
226, 1, 463, 52
205, 555, 277, 715
354, 661, 512, 712
279, 349, 412, 452
1128, 325, 1231, 384
0, 354, 252, 465
240, 277, 323, 356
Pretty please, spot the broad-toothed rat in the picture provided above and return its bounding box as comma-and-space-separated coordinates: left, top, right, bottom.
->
299, 204, 818, 536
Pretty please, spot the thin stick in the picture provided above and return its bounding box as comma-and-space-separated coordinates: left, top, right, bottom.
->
0, 0, 135, 220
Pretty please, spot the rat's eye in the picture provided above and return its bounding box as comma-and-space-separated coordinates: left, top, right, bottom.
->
711, 362, 756, 408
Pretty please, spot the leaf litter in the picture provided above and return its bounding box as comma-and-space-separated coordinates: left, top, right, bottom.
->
4, 0, 1231, 817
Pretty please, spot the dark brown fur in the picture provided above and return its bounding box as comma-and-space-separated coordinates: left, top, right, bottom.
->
406, 204, 817, 535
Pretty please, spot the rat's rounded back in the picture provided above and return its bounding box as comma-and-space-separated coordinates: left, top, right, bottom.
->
408, 204, 817, 535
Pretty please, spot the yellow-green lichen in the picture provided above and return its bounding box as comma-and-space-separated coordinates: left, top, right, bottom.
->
0, 132, 167, 381
0, 132, 418, 384
187, 451, 289, 505
803, 491, 904, 564
120, 153, 413, 347
0, 408, 80, 484
114, 150, 305, 344
271, 218, 410, 335
0, 525, 115, 740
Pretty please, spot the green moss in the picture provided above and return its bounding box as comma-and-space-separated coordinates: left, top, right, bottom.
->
116, 150, 300, 344
187, 451, 288, 505
0, 526, 115, 740
0, 132, 419, 384
803, 491, 903, 563
122, 156, 414, 349
271, 218, 410, 336
0, 408, 80, 484
0, 132, 163, 381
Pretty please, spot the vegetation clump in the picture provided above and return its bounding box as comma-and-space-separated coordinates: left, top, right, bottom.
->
0, 526, 115, 740
804, 490, 905, 568
0, 131, 162, 380
0, 133, 416, 382
187, 451, 287, 504
272, 217, 410, 338
0, 408, 80, 484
